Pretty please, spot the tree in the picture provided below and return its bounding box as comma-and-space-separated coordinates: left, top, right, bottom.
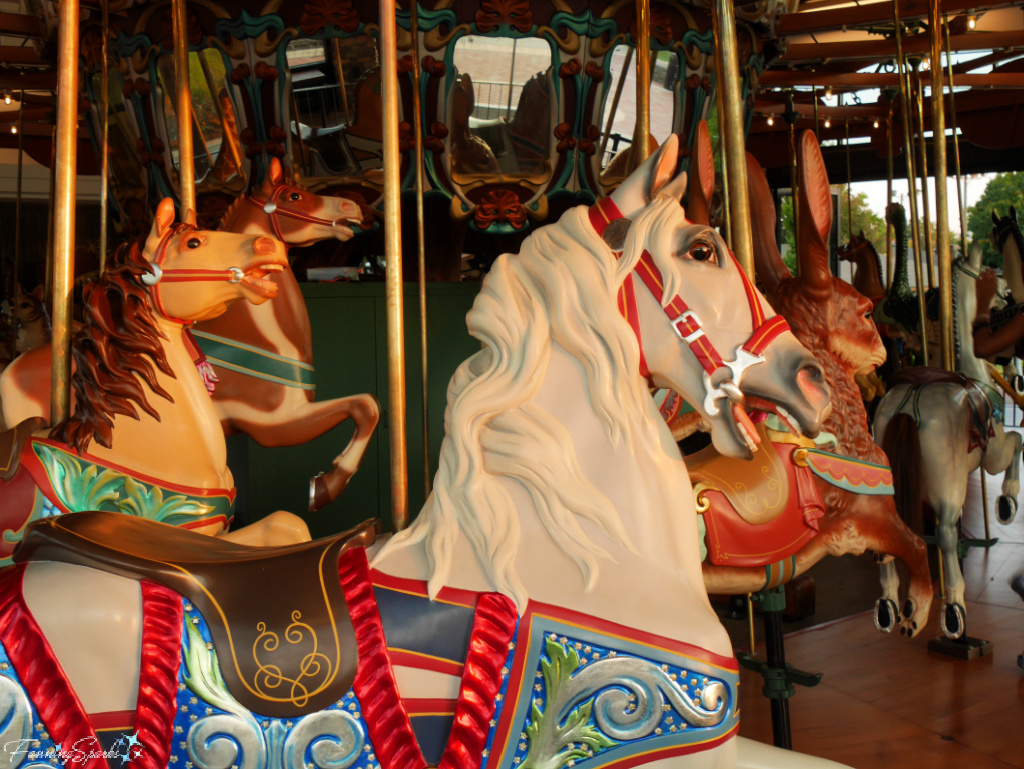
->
776, 188, 885, 275
966, 172, 1024, 268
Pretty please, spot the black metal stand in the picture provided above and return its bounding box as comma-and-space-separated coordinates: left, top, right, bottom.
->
736, 587, 822, 749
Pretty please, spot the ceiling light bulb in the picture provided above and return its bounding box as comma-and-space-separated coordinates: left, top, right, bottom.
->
967, 15, 976, 29
767, 115, 774, 126
9, 126, 15, 134
824, 118, 831, 128
824, 86, 833, 99
3, 92, 10, 105
874, 119, 880, 128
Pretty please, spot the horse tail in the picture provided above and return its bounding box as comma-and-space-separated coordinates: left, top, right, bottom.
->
882, 412, 923, 533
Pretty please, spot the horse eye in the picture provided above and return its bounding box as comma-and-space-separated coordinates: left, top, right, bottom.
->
289, 192, 301, 201
688, 242, 716, 263
187, 237, 202, 249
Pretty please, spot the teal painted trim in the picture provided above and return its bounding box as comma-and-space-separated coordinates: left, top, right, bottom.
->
215, 10, 285, 42
192, 331, 317, 390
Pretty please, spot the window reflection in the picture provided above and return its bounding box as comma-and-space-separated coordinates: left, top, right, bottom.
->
449, 36, 552, 180
286, 35, 381, 177
156, 49, 241, 184
597, 45, 679, 177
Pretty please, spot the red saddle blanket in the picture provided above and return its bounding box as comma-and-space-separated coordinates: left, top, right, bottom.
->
688, 424, 825, 568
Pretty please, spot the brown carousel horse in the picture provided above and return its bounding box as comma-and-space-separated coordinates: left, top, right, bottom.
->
1, 160, 379, 513
0, 199, 302, 562
691, 133, 931, 635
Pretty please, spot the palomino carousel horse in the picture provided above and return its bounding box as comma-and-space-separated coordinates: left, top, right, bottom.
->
0, 199, 304, 561
873, 243, 1024, 639
1, 160, 379, 513
723, 133, 932, 634
1, 136, 846, 769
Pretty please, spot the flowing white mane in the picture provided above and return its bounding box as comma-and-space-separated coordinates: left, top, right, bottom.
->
377, 198, 692, 608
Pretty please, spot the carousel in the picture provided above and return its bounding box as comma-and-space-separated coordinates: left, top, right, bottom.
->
0, 0, 1019, 767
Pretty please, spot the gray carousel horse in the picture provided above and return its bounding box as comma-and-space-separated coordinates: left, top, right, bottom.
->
2, 137, 846, 769
873, 244, 1023, 639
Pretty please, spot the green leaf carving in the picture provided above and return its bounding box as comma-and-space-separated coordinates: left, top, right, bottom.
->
522, 638, 617, 769
182, 613, 255, 724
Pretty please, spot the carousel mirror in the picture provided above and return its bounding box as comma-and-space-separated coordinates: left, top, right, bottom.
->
286, 34, 381, 178
448, 35, 553, 181
155, 48, 243, 186
597, 44, 679, 181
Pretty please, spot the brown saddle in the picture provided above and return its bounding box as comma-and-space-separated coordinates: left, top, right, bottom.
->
15, 512, 378, 718
890, 366, 994, 452
688, 422, 824, 568
889, 366, 972, 389
0, 417, 47, 482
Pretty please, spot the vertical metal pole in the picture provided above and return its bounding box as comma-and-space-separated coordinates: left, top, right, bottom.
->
929, 0, 953, 372
944, 18, 967, 259
99, 0, 109, 273
330, 39, 352, 126
291, 90, 309, 176
14, 93, 24, 293
764, 607, 792, 749
172, 0, 195, 216
505, 38, 517, 118
380, 0, 408, 530
712, 46, 731, 247
784, 92, 799, 265
712, 0, 753, 279
635, 0, 651, 164
812, 85, 818, 135
893, 9, 928, 366
410, 0, 431, 498
51, 0, 80, 425
44, 128, 56, 297
912, 61, 935, 292
598, 47, 634, 165
198, 51, 245, 183
844, 99, 852, 241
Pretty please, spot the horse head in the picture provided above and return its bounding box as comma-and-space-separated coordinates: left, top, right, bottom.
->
142, 198, 289, 324
248, 158, 363, 246
751, 132, 885, 388
608, 136, 831, 459
992, 206, 1024, 302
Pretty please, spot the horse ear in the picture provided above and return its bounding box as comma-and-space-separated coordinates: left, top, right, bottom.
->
746, 150, 789, 296
685, 121, 714, 226
31, 285, 44, 301
993, 209, 1001, 225
969, 241, 984, 270
145, 198, 178, 257
268, 157, 284, 186
609, 134, 680, 218
859, 229, 865, 239
796, 130, 833, 300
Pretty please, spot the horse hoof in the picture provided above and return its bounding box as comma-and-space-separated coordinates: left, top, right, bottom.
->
1013, 374, 1024, 396
997, 495, 1018, 525
309, 473, 329, 513
1018, 654, 1024, 671
940, 603, 966, 639
903, 599, 915, 620
874, 598, 898, 633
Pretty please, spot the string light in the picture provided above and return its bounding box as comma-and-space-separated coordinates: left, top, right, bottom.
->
2, 92, 10, 105
967, 15, 976, 29
9, 126, 15, 134
767, 115, 774, 126
824, 85, 833, 99
873, 119, 880, 128
824, 118, 831, 128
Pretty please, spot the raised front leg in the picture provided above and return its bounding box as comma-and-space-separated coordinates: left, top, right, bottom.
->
983, 425, 1023, 524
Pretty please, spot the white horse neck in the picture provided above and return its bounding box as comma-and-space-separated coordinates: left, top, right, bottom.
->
376, 341, 730, 658
84, 320, 231, 489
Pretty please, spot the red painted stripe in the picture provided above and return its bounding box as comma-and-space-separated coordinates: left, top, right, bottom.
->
90, 711, 136, 731
388, 649, 465, 678
588, 197, 624, 237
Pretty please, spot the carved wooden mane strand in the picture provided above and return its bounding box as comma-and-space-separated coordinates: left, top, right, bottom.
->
50, 241, 175, 453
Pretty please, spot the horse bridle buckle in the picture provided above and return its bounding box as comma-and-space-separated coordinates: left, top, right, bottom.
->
702, 348, 765, 416
672, 310, 706, 344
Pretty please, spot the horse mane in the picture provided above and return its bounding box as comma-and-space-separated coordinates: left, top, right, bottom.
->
216, 194, 249, 229
50, 240, 174, 453
377, 200, 684, 608
854, 234, 884, 290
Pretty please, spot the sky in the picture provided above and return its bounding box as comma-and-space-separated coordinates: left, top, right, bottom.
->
856, 173, 995, 240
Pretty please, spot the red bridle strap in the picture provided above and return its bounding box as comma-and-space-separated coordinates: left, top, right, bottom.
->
248, 184, 345, 241
588, 196, 791, 405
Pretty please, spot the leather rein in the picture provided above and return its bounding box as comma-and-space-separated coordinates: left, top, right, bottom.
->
588, 196, 791, 428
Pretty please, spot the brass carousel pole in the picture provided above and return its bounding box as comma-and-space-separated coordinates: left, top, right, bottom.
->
635, 0, 651, 164
812, 85, 818, 135
911, 59, 935, 292
783, 91, 799, 263
410, 0, 431, 498
99, 0, 110, 273
893, 8, 928, 366
928, 0, 952, 372
712, 46, 730, 247
944, 17, 967, 258
380, 0, 409, 530
44, 128, 56, 296
712, 0, 753, 279
330, 40, 352, 127
172, 0, 195, 217
844, 98, 852, 241
14, 92, 24, 297
51, 0, 81, 425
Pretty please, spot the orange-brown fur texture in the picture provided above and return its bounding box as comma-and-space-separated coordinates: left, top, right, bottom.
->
50, 241, 173, 453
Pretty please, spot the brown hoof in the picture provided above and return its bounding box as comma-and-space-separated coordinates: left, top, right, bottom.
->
309, 473, 330, 512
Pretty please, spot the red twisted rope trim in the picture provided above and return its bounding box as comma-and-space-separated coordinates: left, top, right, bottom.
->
0, 566, 106, 769
339, 550, 427, 769
440, 593, 517, 769
132, 581, 183, 769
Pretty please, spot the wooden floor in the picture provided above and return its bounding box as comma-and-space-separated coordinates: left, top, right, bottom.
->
736, 465, 1024, 767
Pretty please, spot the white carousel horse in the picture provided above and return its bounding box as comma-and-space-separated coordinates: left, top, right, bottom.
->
873, 244, 1023, 639
8, 137, 845, 769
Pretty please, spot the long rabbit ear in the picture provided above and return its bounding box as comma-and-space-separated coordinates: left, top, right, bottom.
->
796, 130, 833, 301
609, 134, 680, 218
686, 121, 715, 226
746, 151, 788, 296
